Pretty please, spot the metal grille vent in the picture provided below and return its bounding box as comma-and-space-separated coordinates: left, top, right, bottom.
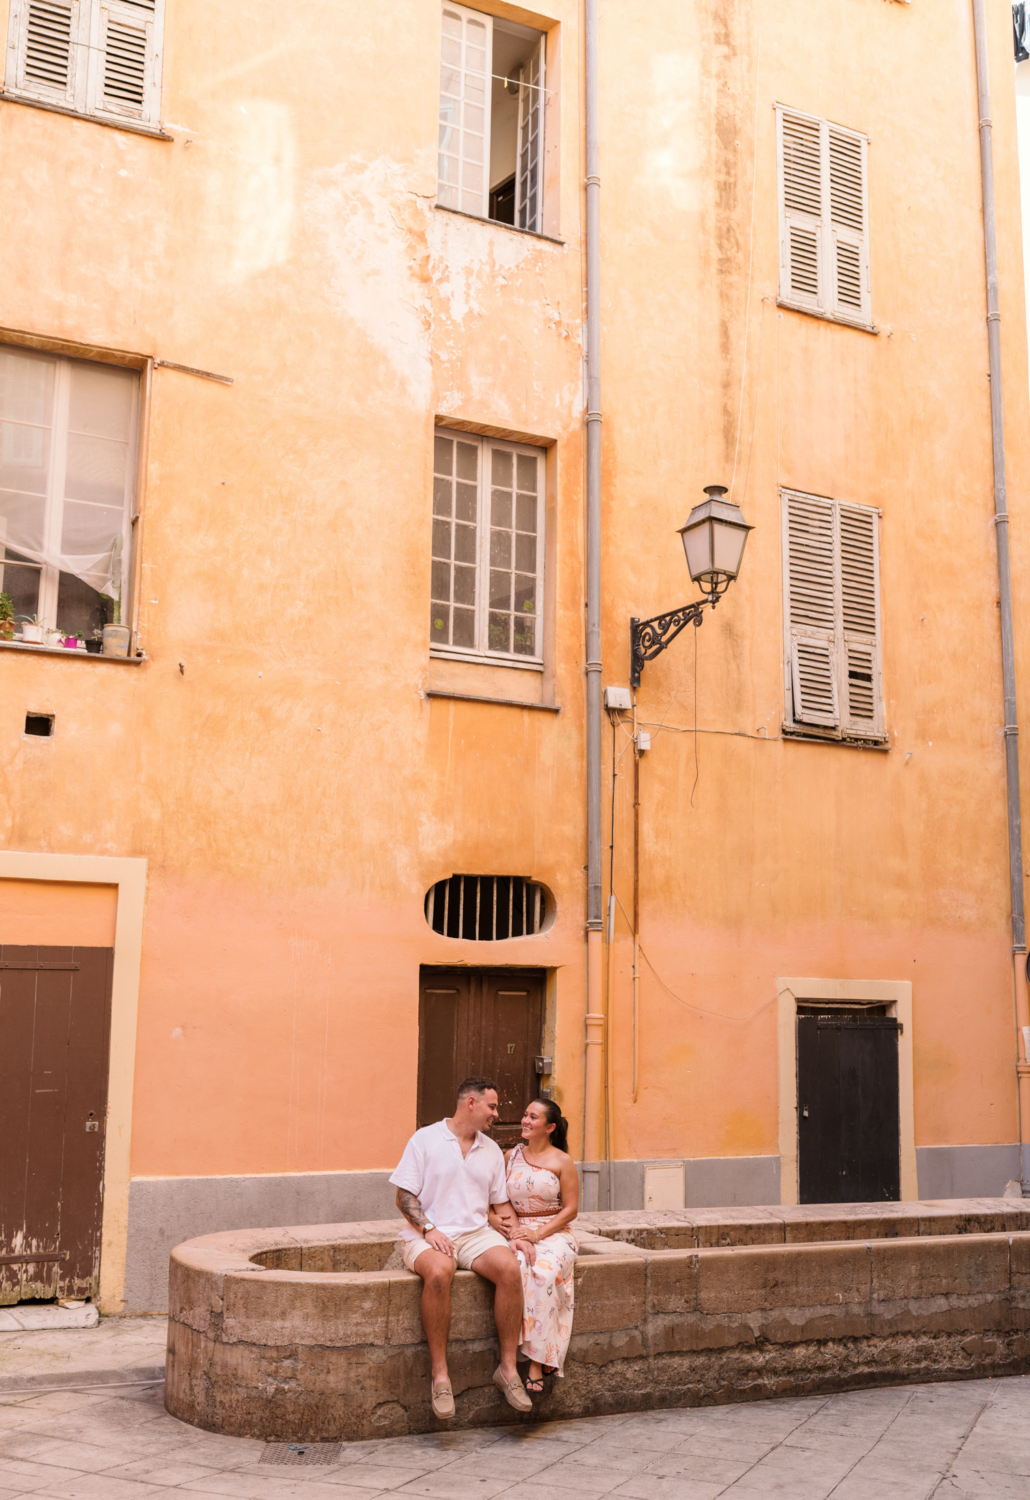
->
261, 1443, 341, 1467
425, 875, 547, 940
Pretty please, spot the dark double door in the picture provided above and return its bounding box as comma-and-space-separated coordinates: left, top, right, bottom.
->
797, 1009, 901, 1204
418, 968, 543, 1149
0, 946, 112, 1303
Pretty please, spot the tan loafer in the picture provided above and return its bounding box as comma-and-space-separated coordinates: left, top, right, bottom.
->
431, 1380, 455, 1419
492, 1365, 532, 1412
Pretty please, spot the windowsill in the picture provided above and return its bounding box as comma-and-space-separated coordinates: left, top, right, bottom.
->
782, 725, 888, 750
777, 299, 878, 336
0, 641, 146, 664
433, 203, 564, 245
430, 647, 544, 673
425, 690, 559, 712
0, 92, 174, 141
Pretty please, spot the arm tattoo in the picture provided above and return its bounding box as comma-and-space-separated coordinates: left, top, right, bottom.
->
398, 1189, 430, 1231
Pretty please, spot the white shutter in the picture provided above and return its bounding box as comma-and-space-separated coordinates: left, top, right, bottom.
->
439, 3, 493, 218
516, 36, 544, 232
784, 491, 839, 727
839, 503, 882, 735
90, 0, 162, 124
778, 109, 824, 311
829, 127, 871, 324
783, 489, 883, 739
6, 0, 163, 124
8, 0, 84, 109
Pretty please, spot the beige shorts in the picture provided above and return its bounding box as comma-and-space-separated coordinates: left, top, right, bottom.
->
402, 1224, 509, 1273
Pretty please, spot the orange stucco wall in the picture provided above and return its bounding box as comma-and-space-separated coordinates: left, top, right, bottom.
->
0, 880, 117, 947
0, 0, 1028, 1209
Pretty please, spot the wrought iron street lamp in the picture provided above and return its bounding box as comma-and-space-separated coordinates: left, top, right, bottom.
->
630, 485, 753, 687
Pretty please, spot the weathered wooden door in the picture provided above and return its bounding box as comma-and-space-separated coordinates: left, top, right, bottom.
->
418, 968, 544, 1148
797, 1009, 901, 1204
0, 946, 112, 1304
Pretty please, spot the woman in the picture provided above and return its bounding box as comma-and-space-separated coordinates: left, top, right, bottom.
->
490, 1098, 578, 1391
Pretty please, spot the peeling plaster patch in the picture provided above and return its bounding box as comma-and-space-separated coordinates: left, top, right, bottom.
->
307, 158, 433, 405
427, 209, 543, 325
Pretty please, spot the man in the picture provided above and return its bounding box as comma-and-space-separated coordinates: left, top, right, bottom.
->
390, 1077, 535, 1419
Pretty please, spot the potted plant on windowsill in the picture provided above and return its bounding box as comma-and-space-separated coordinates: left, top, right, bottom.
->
0, 594, 15, 642
19, 616, 44, 645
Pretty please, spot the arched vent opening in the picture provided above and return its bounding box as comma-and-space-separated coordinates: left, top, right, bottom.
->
425, 875, 548, 940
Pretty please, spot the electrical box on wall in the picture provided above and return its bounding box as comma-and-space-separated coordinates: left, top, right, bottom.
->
604, 686, 631, 710
644, 1163, 685, 1210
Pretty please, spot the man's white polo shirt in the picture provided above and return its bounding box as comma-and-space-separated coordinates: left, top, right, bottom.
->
389, 1119, 508, 1241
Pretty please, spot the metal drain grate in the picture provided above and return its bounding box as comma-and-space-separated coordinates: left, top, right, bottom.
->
260, 1442, 342, 1466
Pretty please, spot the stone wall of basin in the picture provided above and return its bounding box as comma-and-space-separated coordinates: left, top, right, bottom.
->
165, 1201, 1030, 1440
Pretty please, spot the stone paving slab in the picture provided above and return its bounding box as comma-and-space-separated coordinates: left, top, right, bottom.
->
0, 1319, 1028, 1496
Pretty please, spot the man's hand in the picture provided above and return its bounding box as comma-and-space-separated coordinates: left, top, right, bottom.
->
511, 1236, 536, 1266
425, 1226, 456, 1257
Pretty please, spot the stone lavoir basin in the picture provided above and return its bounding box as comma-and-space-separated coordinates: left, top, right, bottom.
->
165, 1199, 1030, 1440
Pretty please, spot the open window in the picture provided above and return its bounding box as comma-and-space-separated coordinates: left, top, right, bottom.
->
0, 344, 139, 644
438, 3, 547, 232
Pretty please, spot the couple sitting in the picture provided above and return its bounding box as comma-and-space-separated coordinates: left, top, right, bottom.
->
390, 1076, 578, 1418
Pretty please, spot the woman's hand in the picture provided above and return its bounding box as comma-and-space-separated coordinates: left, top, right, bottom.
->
511, 1236, 537, 1266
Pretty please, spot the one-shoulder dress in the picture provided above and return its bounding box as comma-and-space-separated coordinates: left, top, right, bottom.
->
505, 1142, 578, 1375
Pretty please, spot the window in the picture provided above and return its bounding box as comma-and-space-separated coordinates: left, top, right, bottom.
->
431, 429, 544, 665
439, 3, 546, 231
424, 875, 549, 939
0, 344, 139, 639
781, 489, 884, 741
777, 107, 870, 326
5, 0, 164, 128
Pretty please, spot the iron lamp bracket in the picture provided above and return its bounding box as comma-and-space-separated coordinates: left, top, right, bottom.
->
629, 589, 726, 689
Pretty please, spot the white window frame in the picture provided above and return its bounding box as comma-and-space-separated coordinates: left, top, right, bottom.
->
438, 1, 546, 233
781, 488, 885, 743
430, 429, 546, 671
776, 105, 871, 329
0, 345, 140, 635
5, 0, 165, 129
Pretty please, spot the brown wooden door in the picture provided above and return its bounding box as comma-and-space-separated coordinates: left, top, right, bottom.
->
0, 946, 113, 1304
418, 968, 543, 1149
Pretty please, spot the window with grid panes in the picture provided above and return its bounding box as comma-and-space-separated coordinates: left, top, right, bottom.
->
439, 3, 546, 231
0, 344, 139, 639
431, 430, 544, 664
5, 0, 164, 128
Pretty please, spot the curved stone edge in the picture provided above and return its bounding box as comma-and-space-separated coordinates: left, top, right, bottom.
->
166, 1216, 1030, 1441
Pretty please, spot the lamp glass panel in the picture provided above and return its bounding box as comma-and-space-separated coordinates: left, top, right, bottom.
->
682, 520, 713, 580
712, 520, 748, 576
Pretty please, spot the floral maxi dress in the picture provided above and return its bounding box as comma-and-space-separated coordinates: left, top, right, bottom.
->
506, 1143, 578, 1375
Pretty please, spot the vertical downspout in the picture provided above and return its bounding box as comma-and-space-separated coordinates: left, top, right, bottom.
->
971, 0, 1030, 1193
582, 0, 605, 1207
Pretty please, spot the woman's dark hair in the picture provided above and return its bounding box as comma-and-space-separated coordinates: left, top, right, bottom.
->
536, 1097, 569, 1153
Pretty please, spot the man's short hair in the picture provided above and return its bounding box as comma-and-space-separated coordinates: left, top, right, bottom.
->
456, 1077, 497, 1102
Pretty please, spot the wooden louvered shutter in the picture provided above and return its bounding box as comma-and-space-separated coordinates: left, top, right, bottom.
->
784, 491, 838, 727
9, 0, 84, 109
439, 3, 493, 218
778, 109, 824, 311
516, 37, 545, 232
90, 0, 162, 124
829, 127, 870, 324
839, 503, 881, 736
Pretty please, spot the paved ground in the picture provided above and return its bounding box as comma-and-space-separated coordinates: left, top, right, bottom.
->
0, 1318, 1028, 1499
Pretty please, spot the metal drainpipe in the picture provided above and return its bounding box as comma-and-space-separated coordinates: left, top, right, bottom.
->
970, 0, 1030, 1193
582, 0, 605, 1209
